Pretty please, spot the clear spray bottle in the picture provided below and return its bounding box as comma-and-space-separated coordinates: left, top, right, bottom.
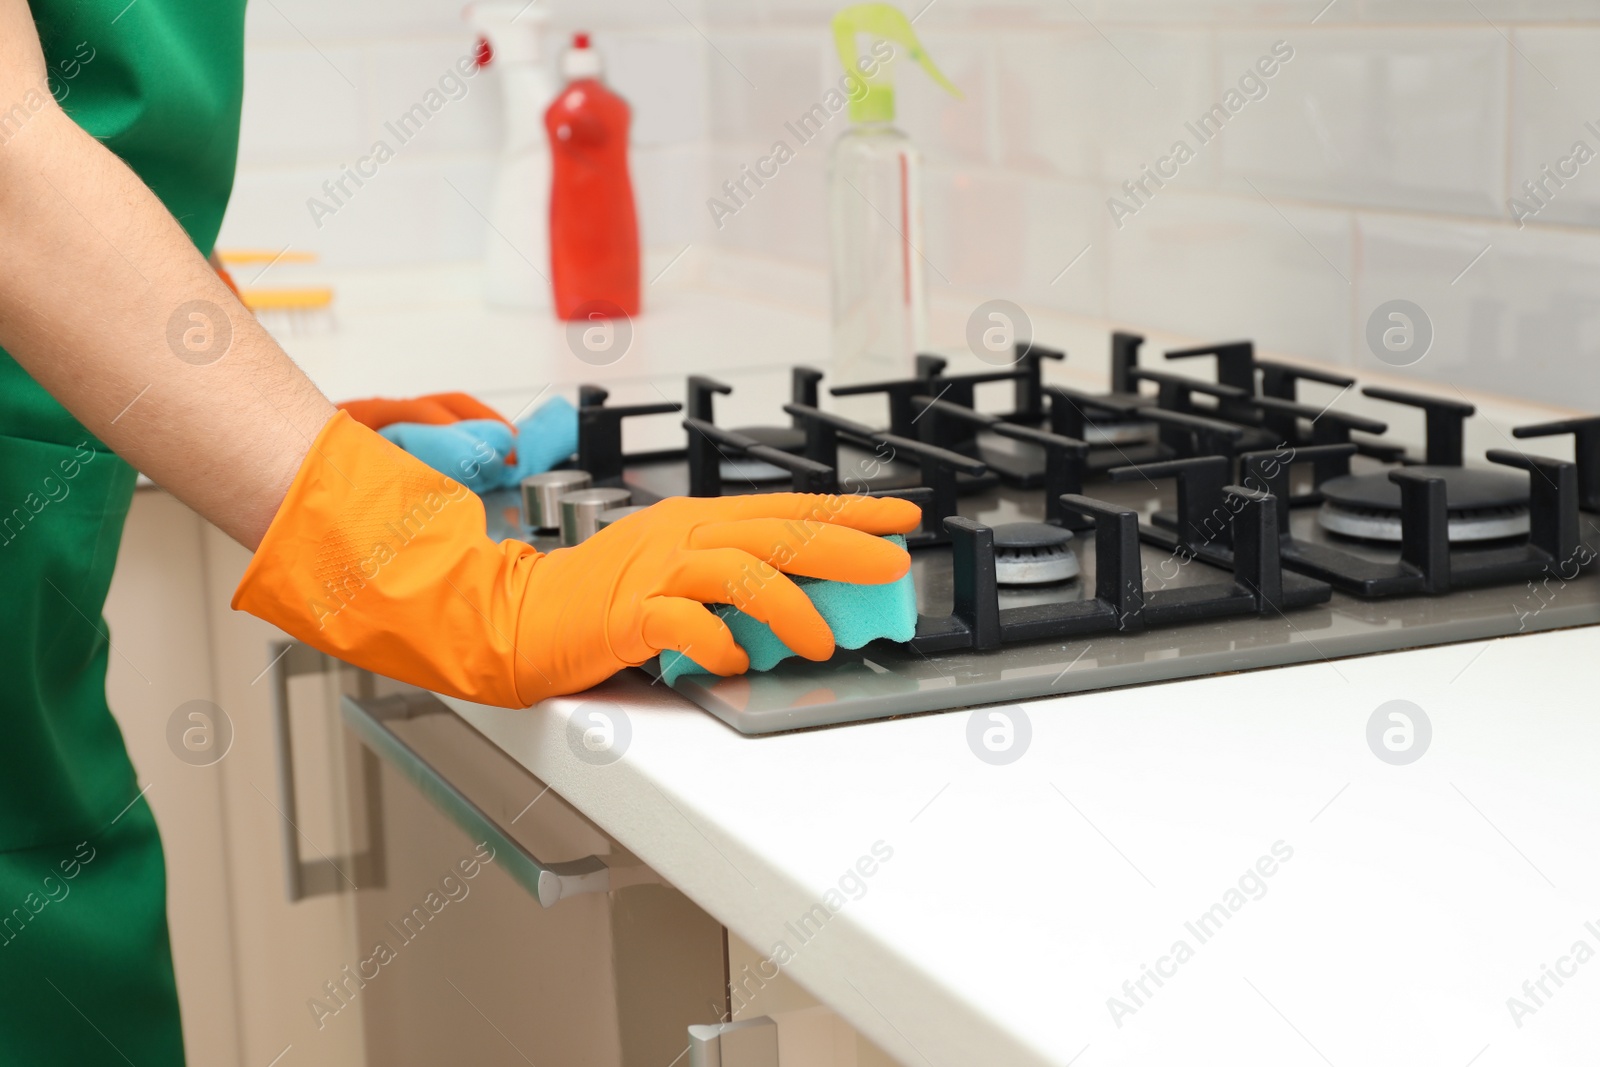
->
828, 4, 959, 394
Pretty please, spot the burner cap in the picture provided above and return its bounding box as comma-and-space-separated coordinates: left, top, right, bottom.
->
992, 522, 1079, 584
1318, 466, 1530, 543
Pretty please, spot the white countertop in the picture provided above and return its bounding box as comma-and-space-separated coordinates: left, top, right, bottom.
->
292, 258, 1600, 1066
443, 627, 1600, 1067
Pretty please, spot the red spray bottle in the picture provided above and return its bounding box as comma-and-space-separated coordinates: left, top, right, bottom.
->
545, 33, 640, 320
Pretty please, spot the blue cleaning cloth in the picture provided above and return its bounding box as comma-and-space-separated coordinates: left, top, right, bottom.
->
378, 396, 580, 494
658, 535, 917, 686
511, 395, 579, 480
380, 418, 516, 495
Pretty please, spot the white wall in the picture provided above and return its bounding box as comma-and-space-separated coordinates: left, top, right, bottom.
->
220, 0, 1600, 410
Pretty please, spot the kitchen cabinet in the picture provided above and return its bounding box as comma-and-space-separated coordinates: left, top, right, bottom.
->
333, 680, 728, 1066
333, 681, 905, 1066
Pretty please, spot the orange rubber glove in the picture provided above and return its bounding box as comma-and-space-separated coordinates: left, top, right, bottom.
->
338, 392, 512, 431
232, 412, 920, 708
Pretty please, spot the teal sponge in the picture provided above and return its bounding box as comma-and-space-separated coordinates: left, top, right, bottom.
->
659, 534, 916, 686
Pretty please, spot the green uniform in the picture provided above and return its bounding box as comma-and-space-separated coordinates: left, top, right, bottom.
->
0, 3, 244, 1062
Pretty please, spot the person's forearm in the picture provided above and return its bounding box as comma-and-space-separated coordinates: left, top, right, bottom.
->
0, 57, 332, 548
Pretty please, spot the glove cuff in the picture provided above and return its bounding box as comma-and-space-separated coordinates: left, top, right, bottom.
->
233, 410, 541, 707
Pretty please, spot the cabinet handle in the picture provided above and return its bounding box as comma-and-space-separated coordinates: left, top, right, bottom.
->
688, 1017, 779, 1067
339, 687, 649, 908
269, 641, 385, 902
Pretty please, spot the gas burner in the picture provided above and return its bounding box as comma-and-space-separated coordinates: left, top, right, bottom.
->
992, 522, 1078, 585
720, 425, 806, 482
1318, 466, 1530, 543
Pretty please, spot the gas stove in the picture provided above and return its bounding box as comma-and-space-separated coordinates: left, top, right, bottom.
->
485, 334, 1600, 734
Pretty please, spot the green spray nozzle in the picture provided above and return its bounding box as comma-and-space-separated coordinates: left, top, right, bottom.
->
832, 3, 960, 124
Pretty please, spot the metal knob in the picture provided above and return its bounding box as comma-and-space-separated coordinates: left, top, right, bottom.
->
560, 487, 633, 545
522, 470, 592, 530
596, 505, 646, 530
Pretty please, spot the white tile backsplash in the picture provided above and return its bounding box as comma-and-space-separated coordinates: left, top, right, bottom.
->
1009, 177, 1111, 320
242, 0, 460, 46
1356, 0, 1598, 22
1097, 29, 1223, 191
1216, 28, 1508, 216
893, 32, 994, 167
632, 143, 713, 248
1105, 190, 1355, 364
995, 30, 1104, 180
1507, 27, 1600, 230
221, 156, 498, 269
1088, 0, 1358, 23
554, 0, 704, 30
361, 38, 503, 158
703, 145, 830, 267
220, 0, 1600, 406
236, 45, 368, 168
706, 32, 830, 145
603, 33, 710, 146
1356, 213, 1600, 409
923, 170, 1107, 321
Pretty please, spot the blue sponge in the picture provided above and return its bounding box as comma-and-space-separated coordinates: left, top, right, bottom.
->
511, 395, 579, 479
658, 535, 917, 686
377, 397, 580, 495
379, 419, 516, 495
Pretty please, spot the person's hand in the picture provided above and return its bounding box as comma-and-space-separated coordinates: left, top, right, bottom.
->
378, 419, 516, 495
515, 490, 918, 698
339, 391, 512, 431
232, 412, 920, 707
